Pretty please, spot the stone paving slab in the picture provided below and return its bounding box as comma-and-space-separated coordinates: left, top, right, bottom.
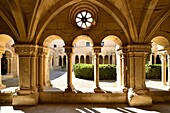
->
1, 103, 170, 113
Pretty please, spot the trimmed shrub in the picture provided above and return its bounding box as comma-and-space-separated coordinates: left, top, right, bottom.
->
145, 64, 161, 79
74, 63, 94, 80
99, 64, 116, 80
73, 63, 116, 80
74, 63, 163, 80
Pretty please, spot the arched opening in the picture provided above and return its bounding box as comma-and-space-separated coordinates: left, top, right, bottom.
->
43, 35, 66, 91
156, 55, 161, 64
1, 50, 12, 75
104, 55, 109, 64
146, 36, 170, 90
75, 55, 79, 64
99, 55, 103, 64
100, 35, 122, 91
0, 34, 19, 89
86, 55, 90, 64
152, 54, 154, 64
72, 35, 94, 92
80, 55, 84, 63
59, 56, 62, 66
63, 55, 66, 66
1, 53, 7, 75
110, 55, 113, 64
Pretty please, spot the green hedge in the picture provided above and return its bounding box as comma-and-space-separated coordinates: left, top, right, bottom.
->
145, 64, 161, 79
73, 63, 116, 80
74, 63, 164, 80
74, 64, 94, 80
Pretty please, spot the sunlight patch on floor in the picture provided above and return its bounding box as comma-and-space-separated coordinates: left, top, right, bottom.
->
0, 87, 18, 93
0, 106, 24, 113
91, 107, 160, 113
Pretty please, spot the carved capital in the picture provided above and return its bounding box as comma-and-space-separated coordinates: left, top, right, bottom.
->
116, 47, 127, 56
125, 45, 151, 57
126, 44, 151, 53
93, 46, 101, 53
64, 47, 73, 56
38, 46, 49, 57
13, 44, 38, 57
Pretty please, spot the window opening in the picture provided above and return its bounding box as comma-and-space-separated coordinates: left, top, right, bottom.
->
76, 11, 93, 29
86, 42, 90, 47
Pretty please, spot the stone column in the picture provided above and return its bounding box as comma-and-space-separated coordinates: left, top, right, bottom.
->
14, 45, 38, 94
121, 53, 126, 87
116, 51, 122, 86
38, 47, 52, 91
13, 44, 39, 105
53, 55, 58, 68
56, 56, 59, 67
16, 55, 19, 77
65, 47, 75, 92
6, 57, 12, 75
160, 52, 167, 85
43, 48, 52, 87
0, 49, 6, 88
126, 45, 152, 106
167, 53, 170, 86
149, 54, 152, 65
72, 54, 75, 65
62, 56, 64, 66
108, 55, 110, 64
38, 47, 45, 92
117, 47, 127, 91
93, 47, 103, 92
49, 55, 53, 70
165, 48, 170, 87
154, 55, 157, 64
78, 56, 80, 63
12, 55, 18, 78
112, 53, 116, 65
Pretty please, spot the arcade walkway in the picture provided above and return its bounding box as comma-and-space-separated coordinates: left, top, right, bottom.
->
1, 70, 170, 93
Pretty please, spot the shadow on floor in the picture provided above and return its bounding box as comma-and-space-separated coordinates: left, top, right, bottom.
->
11, 103, 169, 113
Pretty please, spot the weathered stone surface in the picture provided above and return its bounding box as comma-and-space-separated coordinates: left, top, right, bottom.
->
12, 93, 39, 105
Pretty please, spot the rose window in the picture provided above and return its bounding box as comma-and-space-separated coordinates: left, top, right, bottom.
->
76, 11, 93, 29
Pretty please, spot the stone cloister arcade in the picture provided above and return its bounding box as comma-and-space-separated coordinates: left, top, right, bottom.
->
1, 0, 170, 107
48, 35, 117, 70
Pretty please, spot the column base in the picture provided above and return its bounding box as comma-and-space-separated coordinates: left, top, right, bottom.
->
16, 88, 37, 95
65, 87, 76, 93
12, 92, 39, 105
0, 84, 6, 88
45, 81, 53, 87
122, 87, 128, 93
38, 87, 44, 92
94, 87, 105, 93
6, 73, 13, 76
128, 88, 152, 106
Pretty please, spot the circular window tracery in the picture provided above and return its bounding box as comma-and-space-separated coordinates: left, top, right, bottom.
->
76, 11, 93, 29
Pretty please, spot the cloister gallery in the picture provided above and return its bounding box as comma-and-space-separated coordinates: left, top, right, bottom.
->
1, 0, 170, 107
